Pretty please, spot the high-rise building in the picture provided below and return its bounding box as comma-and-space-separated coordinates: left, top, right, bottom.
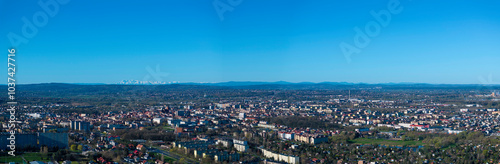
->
70, 121, 91, 133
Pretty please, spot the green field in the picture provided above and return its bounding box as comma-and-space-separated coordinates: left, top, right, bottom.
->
0, 152, 51, 163
349, 138, 424, 146
150, 151, 177, 163
0, 155, 24, 163
160, 156, 176, 163
162, 126, 175, 131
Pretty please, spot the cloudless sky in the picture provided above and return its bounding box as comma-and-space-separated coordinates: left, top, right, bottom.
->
1, 0, 499, 84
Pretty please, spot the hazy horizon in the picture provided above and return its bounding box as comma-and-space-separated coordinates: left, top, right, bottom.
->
8, 80, 500, 85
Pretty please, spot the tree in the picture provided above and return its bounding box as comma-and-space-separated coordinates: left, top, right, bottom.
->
77, 145, 83, 151
300, 154, 307, 163
40, 145, 49, 154
70, 144, 77, 151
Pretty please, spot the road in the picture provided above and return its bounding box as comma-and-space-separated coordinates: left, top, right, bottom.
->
21, 156, 27, 163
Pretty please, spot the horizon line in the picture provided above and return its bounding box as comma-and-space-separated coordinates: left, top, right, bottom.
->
2, 81, 500, 86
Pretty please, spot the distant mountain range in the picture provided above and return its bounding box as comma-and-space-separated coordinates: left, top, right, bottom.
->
121, 81, 499, 87
116, 80, 439, 86
3, 81, 497, 91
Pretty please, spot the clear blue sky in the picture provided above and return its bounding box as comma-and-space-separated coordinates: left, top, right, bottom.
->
1, 0, 499, 84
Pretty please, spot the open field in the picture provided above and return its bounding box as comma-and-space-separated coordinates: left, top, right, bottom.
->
0, 156, 24, 163
162, 126, 175, 131
0, 152, 51, 163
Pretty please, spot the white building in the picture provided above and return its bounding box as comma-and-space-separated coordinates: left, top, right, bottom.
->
239, 113, 246, 120
152, 118, 164, 124
233, 139, 248, 152
448, 129, 464, 134
398, 123, 412, 128
260, 148, 299, 164
216, 139, 232, 147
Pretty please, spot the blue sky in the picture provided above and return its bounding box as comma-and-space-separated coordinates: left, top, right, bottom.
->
1, 0, 499, 84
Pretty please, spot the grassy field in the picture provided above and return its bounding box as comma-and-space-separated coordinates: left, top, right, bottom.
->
25, 152, 52, 161
0, 156, 24, 163
0, 152, 51, 163
158, 156, 176, 163
349, 138, 424, 146
162, 126, 175, 131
